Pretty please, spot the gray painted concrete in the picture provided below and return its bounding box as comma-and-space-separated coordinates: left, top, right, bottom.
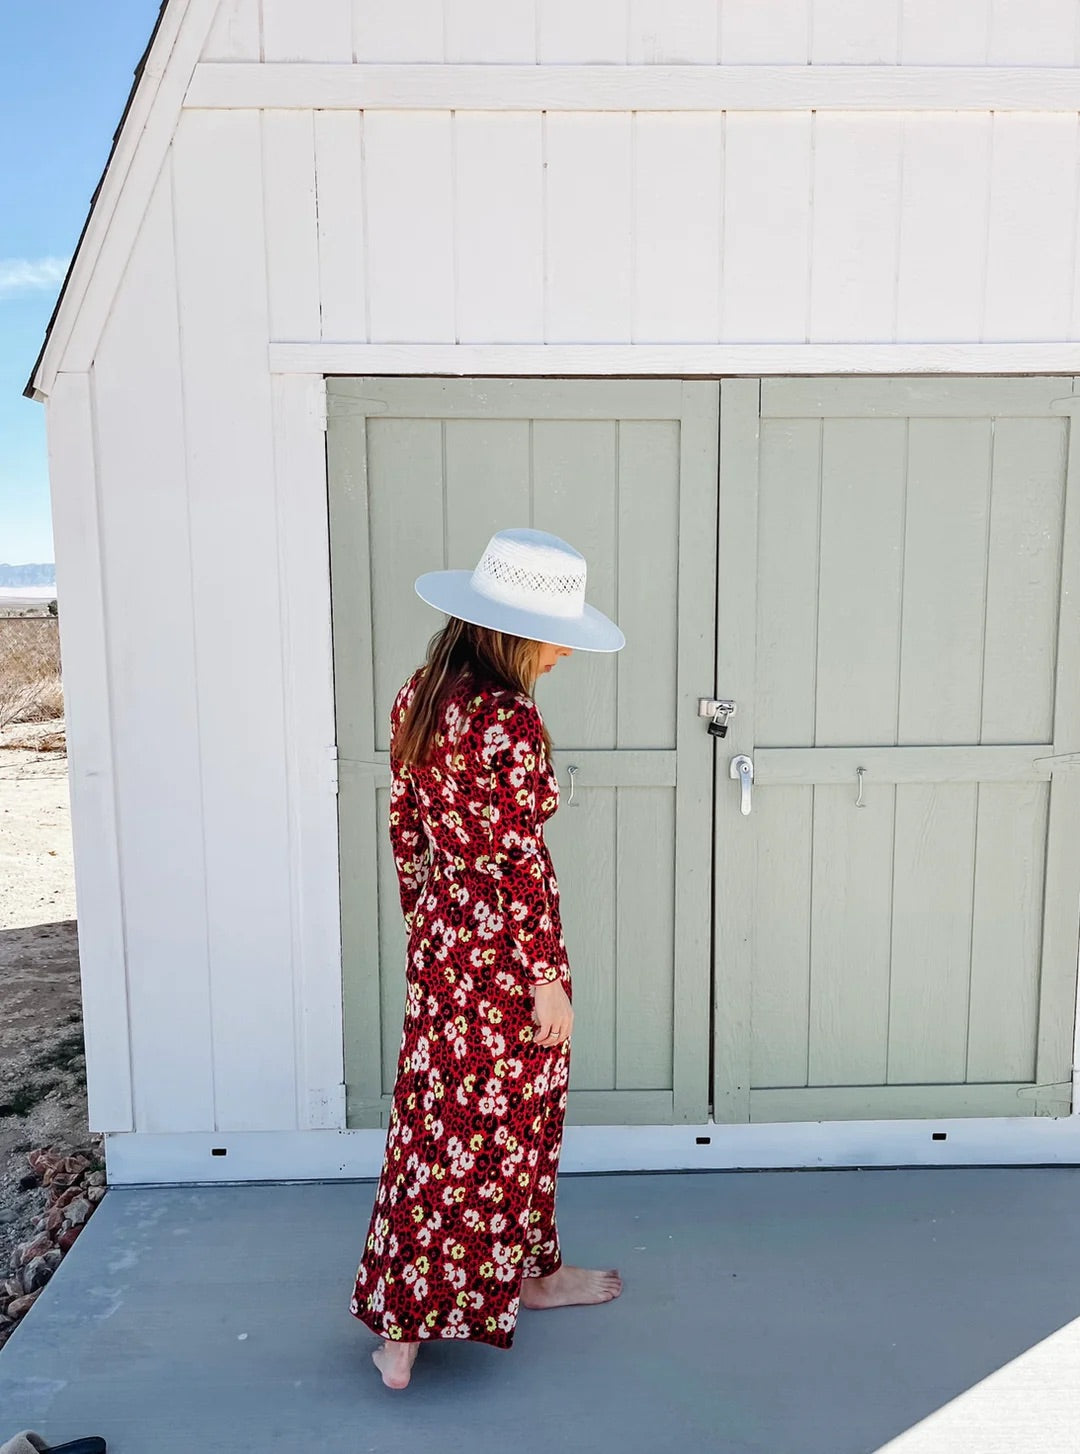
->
2, 1168, 1080, 1453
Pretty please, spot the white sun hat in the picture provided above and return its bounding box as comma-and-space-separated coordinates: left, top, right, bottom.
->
414, 527, 625, 652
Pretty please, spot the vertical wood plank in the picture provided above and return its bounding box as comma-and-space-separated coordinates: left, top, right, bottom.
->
324, 396, 383, 1126
262, 0, 352, 59
271, 374, 345, 1129
811, 0, 900, 61
454, 113, 544, 343
750, 787, 812, 1087
810, 115, 903, 342
633, 114, 723, 342
756, 419, 821, 747
93, 159, 213, 1134
545, 114, 633, 342
352, 0, 444, 60
898, 419, 992, 745
967, 782, 1046, 1083
809, 784, 895, 1085
984, 115, 1080, 342
721, 0, 810, 62
896, 116, 992, 342
1035, 396, 1080, 1113
615, 789, 675, 1088
989, 0, 1080, 63
982, 418, 1067, 743
172, 110, 297, 1132
616, 421, 679, 750
45, 372, 134, 1133
671, 381, 719, 1123
202, 0, 261, 59
815, 418, 907, 745
628, 0, 719, 61
367, 418, 446, 739
314, 110, 366, 341
539, 0, 628, 61
888, 784, 978, 1084
712, 378, 758, 1122
901, 0, 989, 62
445, 0, 537, 60
532, 420, 619, 747
722, 113, 812, 342
262, 111, 321, 341
364, 112, 455, 343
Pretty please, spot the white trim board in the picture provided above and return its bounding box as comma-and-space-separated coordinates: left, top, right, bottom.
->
270, 343, 1080, 377
186, 62, 1080, 112
102, 1117, 1080, 1186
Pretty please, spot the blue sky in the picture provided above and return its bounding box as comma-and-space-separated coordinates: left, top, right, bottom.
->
1, 1, 162, 563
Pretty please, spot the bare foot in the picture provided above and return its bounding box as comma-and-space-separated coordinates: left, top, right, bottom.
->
519, 1264, 622, 1310
372, 1338, 420, 1389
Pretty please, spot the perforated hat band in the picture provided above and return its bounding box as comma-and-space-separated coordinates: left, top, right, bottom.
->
470, 538, 587, 620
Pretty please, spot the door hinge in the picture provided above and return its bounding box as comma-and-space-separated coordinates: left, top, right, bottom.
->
329, 745, 339, 794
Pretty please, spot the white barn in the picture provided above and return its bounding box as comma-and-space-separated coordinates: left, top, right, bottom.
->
27, 0, 1080, 1185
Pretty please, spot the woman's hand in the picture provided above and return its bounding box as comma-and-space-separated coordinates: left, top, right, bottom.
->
532, 980, 573, 1047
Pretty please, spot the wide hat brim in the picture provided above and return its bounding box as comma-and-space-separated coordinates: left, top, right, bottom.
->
414, 570, 625, 652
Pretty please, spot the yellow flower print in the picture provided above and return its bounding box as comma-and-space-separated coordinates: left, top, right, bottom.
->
426, 1310, 439, 1328
470, 1132, 484, 1151
407, 1092, 417, 1110
511, 1246, 523, 1264
506, 1135, 518, 1152
518, 1171, 530, 1189
411, 1206, 424, 1224
432, 1164, 445, 1180
486, 1316, 498, 1332
454, 1016, 468, 1036
457, 1291, 470, 1308
451, 1243, 466, 1261
487, 1006, 503, 1025
479, 1261, 494, 1278
416, 1255, 430, 1274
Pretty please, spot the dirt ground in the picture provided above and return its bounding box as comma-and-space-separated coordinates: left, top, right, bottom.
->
0, 717, 102, 1346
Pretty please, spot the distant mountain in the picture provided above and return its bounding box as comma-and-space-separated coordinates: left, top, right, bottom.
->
0, 563, 55, 587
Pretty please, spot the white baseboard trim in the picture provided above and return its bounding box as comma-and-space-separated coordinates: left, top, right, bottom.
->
102, 1115, 1080, 1186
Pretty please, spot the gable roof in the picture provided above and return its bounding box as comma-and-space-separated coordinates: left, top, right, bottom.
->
24, 0, 217, 402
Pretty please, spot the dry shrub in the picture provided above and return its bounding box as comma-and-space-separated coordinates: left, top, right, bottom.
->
0, 618, 64, 729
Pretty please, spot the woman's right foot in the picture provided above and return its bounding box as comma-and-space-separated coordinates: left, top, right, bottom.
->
372, 1338, 420, 1389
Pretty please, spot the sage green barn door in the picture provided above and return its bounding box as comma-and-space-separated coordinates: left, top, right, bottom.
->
714, 376, 1080, 1124
327, 378, 718, 1130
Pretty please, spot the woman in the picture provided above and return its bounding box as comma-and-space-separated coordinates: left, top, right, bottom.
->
349, 526, 626, 1389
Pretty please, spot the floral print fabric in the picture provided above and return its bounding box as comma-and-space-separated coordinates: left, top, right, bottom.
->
349, 667, 573, 1349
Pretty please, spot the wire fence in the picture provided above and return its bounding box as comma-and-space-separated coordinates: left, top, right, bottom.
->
0, 616, 63, 729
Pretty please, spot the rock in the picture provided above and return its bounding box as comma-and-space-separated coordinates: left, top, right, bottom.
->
45, 1171, 72, 1191
23, 1256, 54, 1292
2, 1280, 22, 1301
86, 1171, 106, 1187
56, 1225, 81, 1253
7, 1290, 41, 1319
62, 1155, 91, 1176
46, 1206, 65, 1233
63, 1197, 92, 1227
55, 1185, 83, 1208
17, 1172, 41, 1191
86, 1186, 105, 1204
17, 1235, 52, 1265
42, 1249, 62, 1271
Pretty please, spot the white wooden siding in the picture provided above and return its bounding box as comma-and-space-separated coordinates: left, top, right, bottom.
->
202, 0, 1080, 65
226, 105, 1080, 346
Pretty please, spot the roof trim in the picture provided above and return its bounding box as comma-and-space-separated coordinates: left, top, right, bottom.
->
24, 0, 217, 402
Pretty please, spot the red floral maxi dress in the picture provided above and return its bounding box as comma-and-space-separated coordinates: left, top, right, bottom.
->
348, 666, 573, 1350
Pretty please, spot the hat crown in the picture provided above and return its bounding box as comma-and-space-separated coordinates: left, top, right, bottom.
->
470, 528, 587, 620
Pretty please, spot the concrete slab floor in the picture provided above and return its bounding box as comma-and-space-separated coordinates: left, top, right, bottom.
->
2, 1168, 1080, 1453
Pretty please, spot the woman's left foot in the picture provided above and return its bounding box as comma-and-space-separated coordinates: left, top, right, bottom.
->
520, 1264, 622, 1310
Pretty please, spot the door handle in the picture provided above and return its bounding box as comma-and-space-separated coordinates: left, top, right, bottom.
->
729, 754, 754, 815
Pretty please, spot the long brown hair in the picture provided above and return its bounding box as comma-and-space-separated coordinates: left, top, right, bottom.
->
392, 616, 553, 767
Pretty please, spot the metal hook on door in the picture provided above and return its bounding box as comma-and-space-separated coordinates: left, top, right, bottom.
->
855, 766, 866, 808
566, 764, 579, 806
